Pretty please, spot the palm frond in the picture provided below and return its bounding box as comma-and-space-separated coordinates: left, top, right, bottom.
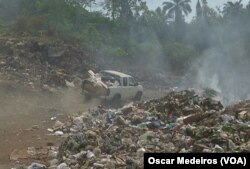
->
163, 2, 175, 10
184, 4, 191, 12
163, 2, 175, 15
227, 2, 234, 6
167, 7, 175, 18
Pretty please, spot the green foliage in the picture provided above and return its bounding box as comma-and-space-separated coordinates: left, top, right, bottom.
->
0, 21, 6, 33
83, 23, 103, 52
0, 0, 249, 74
162, 43, 199, 73
163, 0, 192, 41
14, 16, 30, 33
102, 0, 147, 21
0, 0, 20, 22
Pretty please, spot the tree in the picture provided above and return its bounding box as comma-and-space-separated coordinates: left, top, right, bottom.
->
223, 0, 243, 18
155, 7, 169, 23
196, 0, 202, 21
67, 0, 96, 11
201, 0, 208, 23
162, 0, 192, 41
162, 0, 192, 23
0, 0, 21, 22
191, 0, 222, 51
222, 0, 244, 41
144, 7, 174, 43
102, 0, 120, 20
102, 0, 147, 21
120, 0, 133, 21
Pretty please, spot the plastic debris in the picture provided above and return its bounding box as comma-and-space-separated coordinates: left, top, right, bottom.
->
17, 90, 250, 168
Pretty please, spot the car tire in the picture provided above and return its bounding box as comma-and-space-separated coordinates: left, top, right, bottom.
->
111, 94, 122, 108
134, 91, 142, 101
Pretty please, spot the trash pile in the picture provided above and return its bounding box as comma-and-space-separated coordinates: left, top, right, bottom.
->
0, 37, 97, 89
87, 70, 108, 88
17, 90, 250, 169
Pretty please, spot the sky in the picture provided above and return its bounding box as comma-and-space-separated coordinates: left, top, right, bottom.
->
146, 0, 249, 10
146, 0, 249, 21
93, 0, 249, 21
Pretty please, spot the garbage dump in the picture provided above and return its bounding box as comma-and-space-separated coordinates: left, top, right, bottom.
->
14, 90, 250, 169
0, 38, 96, 89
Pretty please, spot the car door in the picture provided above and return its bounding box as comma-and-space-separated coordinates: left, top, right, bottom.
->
121, 77, 130, 100
127, 77, 138, 99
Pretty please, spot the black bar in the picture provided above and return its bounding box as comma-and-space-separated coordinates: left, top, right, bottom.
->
144, 153, 250, 169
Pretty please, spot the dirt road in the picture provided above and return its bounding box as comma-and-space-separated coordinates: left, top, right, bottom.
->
0, 81, 100, 168
0, 81, 167, 168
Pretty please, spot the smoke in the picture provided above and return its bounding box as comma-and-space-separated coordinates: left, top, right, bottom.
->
184, 44, 250, 105
0, 0, 21, 22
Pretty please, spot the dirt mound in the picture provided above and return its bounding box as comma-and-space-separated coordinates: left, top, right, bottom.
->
0, 36, 97, 89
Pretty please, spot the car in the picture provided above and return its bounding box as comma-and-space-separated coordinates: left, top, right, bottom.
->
81, 70, 143, 107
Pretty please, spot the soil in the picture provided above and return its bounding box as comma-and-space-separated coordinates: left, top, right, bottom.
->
0, 80, 166, 168
0, 80, 99, 168
0, 35, 172, 168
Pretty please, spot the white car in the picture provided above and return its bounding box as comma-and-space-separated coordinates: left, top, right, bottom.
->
81, 70, 143, 106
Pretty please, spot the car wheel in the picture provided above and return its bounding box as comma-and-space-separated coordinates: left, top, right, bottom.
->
111, 94, 122, 108
134, 91, 142, 101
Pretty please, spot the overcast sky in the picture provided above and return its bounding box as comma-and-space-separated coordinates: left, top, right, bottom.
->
146, 0, 249, 21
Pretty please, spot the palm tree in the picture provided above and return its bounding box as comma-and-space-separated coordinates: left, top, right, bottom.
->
162, 0, 192, 41
223, 0, 243, 18
163, 0, 192, 24
141, 7, 172, 42
155, 7, 169, 23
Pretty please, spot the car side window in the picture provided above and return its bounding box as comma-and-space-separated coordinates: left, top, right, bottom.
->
128, 77, 136, 86
123, 77, 128, 86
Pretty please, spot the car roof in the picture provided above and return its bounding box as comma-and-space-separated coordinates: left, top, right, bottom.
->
101, 70, 132, 78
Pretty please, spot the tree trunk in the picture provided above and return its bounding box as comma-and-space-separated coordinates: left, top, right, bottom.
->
175, 7, 183, 42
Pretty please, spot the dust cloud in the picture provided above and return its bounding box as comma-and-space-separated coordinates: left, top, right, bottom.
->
0, 81, 98, 130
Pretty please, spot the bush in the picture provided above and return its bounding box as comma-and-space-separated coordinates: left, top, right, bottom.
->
0, 21, 6, 34
14, 16, 29, 34
29, 15, 47, 31
162, 43, 199, 74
